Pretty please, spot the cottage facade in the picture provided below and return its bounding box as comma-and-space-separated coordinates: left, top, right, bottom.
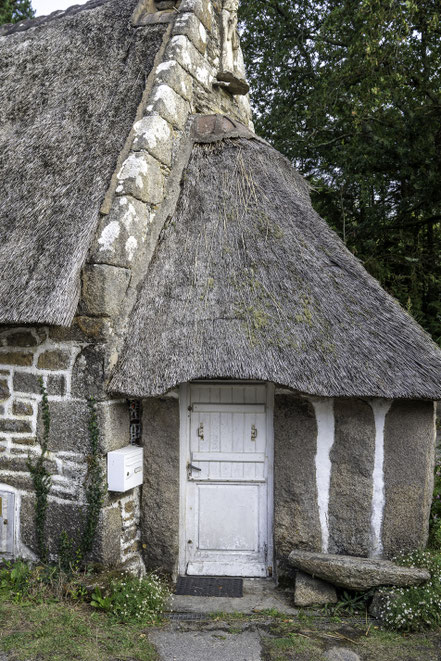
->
0, 0, 439, 579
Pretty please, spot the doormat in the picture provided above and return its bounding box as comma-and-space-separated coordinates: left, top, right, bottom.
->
175, 576, 243, 598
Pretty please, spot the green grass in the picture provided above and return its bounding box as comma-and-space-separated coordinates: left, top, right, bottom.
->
0, 598, 158, 661
263, 621, 441, 661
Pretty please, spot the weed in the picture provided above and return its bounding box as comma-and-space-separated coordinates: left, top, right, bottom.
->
376, 549, 441, 631
90, 572, 169, 623
27, 378, 51, 562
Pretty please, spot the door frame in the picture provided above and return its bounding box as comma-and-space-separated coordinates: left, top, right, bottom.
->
178, 381, 275, 577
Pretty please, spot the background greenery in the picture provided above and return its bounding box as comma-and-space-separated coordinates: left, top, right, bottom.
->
239, 0, 441, 342
0, 0, 34, 24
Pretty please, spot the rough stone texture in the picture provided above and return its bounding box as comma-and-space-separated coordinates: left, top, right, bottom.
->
274, 395, 321, 573
156, 60, 193, 102
294, 570, 337, 606
97, 400, 130, 453
324, 648, 361, 661
5, 454, 57, 474
328, 399, 375, 556
0, 352, 33, 366
132, 115, 173, 165
71, 344, 106, 400
149, 629, 262, 661
43, 400, 90, 452
37, 349, 70, 370
2, 330, 39, 347
382, 400, 435, 557
146, 83, 190, 129
288, 550, 431, 590
116, 151, 165, 204
0, 418, 32, 434
12, 400, 33, 416
20, 496, 86, 557
0, 378, 9, 400
173, 12, 207, 55
80, 264, 130, 317
46, 374, 66, 396
141, 398, 179, 574
91, 196, 152, 269
12, 371, 40, 394
179, 0, 213, 31
166, 35, 213, 91
96, 506, 123, 565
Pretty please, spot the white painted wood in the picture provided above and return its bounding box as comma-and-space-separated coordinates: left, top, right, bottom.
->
180, 383, 273, 577
0, 491, 15, 557
193, 404, 266, 413
192, 452, 265, 463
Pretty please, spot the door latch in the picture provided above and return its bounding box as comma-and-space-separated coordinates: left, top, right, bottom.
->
251, 424, 257, 441
187, 462, 202, 479
197, 423, 204, 440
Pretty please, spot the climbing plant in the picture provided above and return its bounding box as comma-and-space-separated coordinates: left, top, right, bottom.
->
27, 377, 52, 562
81, 396, 105, 558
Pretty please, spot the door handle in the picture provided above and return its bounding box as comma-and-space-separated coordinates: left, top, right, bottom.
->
187, 462, 202, 479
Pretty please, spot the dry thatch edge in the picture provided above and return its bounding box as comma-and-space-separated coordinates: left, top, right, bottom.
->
0, 0, 167, 326
110, 134, 441, 399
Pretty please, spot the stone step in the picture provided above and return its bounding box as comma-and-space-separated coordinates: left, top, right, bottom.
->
288, 550, 430, 590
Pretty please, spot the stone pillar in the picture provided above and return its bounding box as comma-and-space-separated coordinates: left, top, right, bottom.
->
327, 399, 376, 556
382, 400, 435, 557
273, 395, 321, 576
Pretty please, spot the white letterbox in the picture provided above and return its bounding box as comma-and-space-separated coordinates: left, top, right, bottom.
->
107, 445, 143, 492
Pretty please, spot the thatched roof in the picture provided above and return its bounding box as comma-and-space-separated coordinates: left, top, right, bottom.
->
111, 115, 441, 399
0, 0, 167, 325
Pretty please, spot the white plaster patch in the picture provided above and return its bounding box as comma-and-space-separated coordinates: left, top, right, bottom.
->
310, 398, 335, 553
369, 399, 392, 556
98, 221, 120, 253
125, 236, 138, 262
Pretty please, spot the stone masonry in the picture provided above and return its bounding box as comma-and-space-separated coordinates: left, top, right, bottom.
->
0, 0, 253, 571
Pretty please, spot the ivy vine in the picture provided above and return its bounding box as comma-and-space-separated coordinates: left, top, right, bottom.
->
27, 377, 52, 562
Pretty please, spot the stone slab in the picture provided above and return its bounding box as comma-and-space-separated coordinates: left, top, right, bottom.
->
149, 628, 262, 661
328, 399, 375, 556
294, 571, 337, 607
170, 579, 297, 615
141, 398, 180, 574
288, 550, 430, 590
273, 396, 321, 570
382, 400, 435, 557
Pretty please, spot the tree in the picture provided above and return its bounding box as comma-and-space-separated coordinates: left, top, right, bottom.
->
0, 0, 35, 25
239, 0, 441, 341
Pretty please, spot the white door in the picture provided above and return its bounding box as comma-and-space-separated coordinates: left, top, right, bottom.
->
0, 491, 15, 557
180, 383, 274, 577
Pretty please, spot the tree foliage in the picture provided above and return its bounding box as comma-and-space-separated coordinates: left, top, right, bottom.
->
239, 0, 441, 341
0, 0, 35, 25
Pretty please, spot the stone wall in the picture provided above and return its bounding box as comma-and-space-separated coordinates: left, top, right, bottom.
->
0, 0, 254, 568
273, 395, 321, 575
140, 398, 180, 575
273, 394, 436, 578
0, 325, 144, 568
382, 400, 435, 558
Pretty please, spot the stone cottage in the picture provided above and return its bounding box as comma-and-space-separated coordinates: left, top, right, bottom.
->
0, 0, 440, 579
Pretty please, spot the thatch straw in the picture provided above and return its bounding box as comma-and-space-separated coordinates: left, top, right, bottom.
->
0, 0, 166, 325
111, 133, 441, 399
